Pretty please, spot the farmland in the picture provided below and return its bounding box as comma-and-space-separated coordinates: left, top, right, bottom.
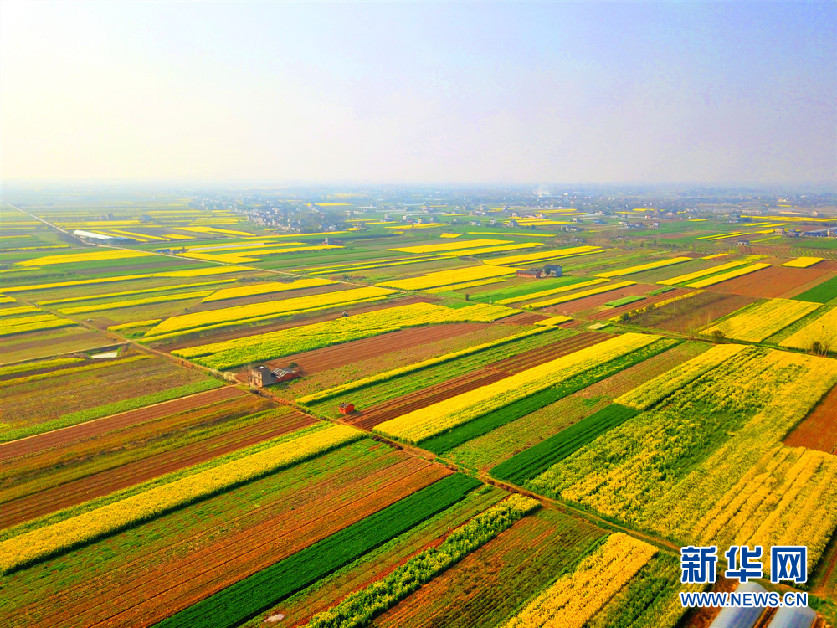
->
2, 195, 836, 628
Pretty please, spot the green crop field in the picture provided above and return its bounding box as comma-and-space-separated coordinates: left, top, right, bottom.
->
2, 194, 836, 628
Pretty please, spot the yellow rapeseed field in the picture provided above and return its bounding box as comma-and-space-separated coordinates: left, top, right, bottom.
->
202, 278, 335, 302
378, 265, 516, 291
0, 313, 76, 337
482, 245, 602, 266
1, 265, 253, 293
503, 533, 656, 628
659, 260, 751, 285
297, 327, 549, 404
0, 424, 362, 573
59, 290, 215, 314
783, 256, 823, 268
615, 344, 746, 410
596, 257, 691, 278
375, 332, 658, 443
391, 238, 513, 254
497, 279, 608, 305
145, 286, 394, 338
15, 249, 153, 267
687, 262, 770, 288
702, 298, 821, 342
779, 307, 837, 351
529, 281, 636, 308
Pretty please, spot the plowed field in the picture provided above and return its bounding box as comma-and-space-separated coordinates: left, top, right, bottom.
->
0, 386, 246, 461
349, 332, 607, 430
7, 443, 449, 628
783, 384, 837, 454
709, 265, 833, 298
0, 407, 312, 529
261, 322, 492, 375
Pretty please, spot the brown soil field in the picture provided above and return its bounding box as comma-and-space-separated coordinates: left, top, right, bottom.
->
586, 287, 693, 321
280, 324, 525, 399
374, 510, 603, 628
501, 312, 550, 325
540, 283, 652, 316
708, 265, 833, 298
349, 370, 510, 430
626, 291, 756, 334
0, 408, 312, 529
0, 385, 245, 462
350, 332, 607, 429
815, 260, 837, 271
23, 456, 448, 628
0, 356, 212, 434
262, 322, 492, 375
783, 383, 837, 454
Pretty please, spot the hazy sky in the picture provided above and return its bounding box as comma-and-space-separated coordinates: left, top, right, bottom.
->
1, 1, 835, 185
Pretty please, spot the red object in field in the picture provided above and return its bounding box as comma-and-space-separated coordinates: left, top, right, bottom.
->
338, 403, 356, 414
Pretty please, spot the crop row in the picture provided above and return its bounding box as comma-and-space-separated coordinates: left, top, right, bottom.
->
586, 554, 692, 628
701, 297, 821, 342
0, 423, 362, 573
604, 295, 646, 307
305, 494, 539, 628
174, 302, 516, 370
0, 355, 84, 377
419, 338, 676, 454
529, 281, 636, 308
793, 274, 837, 303
253, 485, 507, 626
471, 275, 588, 304
329, 329, 579, 423
0, 354, 147, 389
491, 404, 639, 485
3, 442, 438, 628
202, 277, 335, 302
1, 264, 251, 293
154, 473, 481, 628
297, 327, 549, 404
527, 348, 837, 558
143, 285, 395, 339
391, 238, 516, 254
657, 259, 751, 285
184, 244, 343, 264
687, 262, 770, 287
375, 332, 658, 444
0, 313, 76, 337
596, 256, 691, 278
0, 305, 40, 317
377, 264, 516, 291
693, 443, 837, 577
482, 245, 602, 266
37, 279, 234, 305
503, 533, 657, 628
779, 306, 837, 352
371, 508, 608, 627
0, 403, 294, 529
497, 278, 607, 305
614, 343, 745, 410
610, 290, 699, 322
15, 249, 152, 268
58, 289, 215, 314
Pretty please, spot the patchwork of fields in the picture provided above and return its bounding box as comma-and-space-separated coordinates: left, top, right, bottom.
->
2, 200, 837, 628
